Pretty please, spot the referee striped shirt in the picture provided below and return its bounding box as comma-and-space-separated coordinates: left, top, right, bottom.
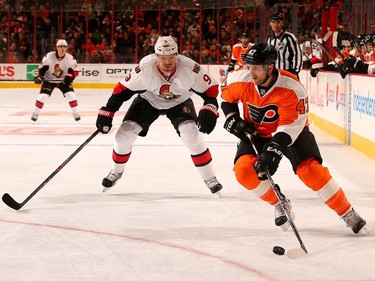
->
266, 30, 303, 74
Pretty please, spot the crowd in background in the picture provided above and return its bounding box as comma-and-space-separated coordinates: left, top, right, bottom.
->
0, 0, 368, 68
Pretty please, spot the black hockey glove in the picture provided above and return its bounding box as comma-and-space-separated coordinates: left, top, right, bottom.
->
223, 114, 256, 140
63, 74, 74, 86
254, 142, 283, 180
96, 106, 115, 134
343, 56, 369, 74
227, 63, 235, 72
286, 69, 298, 76
34, 76, 43, 84
303, 60, 312, 68
197, 104, 219, 134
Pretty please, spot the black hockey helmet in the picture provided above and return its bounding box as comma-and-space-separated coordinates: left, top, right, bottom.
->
240, 32, 249, 38
269, 12, 284, 21
243, 43, 277, 65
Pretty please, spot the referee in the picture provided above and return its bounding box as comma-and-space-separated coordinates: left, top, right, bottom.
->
266, 12, 302, 78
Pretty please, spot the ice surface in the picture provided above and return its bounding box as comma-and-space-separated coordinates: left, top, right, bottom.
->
0, 88, 374, 281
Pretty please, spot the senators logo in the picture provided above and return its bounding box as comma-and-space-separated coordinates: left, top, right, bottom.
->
52, 64, 64, 78
158, 84, 181, 100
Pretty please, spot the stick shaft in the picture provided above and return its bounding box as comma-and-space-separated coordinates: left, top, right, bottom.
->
246, 134, 308, 254
2, 130, 100, 210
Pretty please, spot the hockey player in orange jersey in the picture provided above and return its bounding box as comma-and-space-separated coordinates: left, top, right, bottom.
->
221, 43, 367, 235
227, 33, 254, 72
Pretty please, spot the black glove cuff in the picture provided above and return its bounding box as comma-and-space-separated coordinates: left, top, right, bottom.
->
270, 132, 292, 151
202, 98, 218, 109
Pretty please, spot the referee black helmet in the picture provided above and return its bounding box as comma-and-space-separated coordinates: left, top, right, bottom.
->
269, 12, 284, 21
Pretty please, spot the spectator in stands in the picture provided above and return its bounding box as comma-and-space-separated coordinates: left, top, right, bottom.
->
0, 31, 7, 62
204, 26, 217, 43
90, 46, 104, 63
370, 22, 375, 36
18, 32, 31, 61
102, 44, 116, 63
26, 55, 34, 63
187, 19, 200, 37
7, 42, 23, 63
82, 38, 96, 61
220, 45, 231, 65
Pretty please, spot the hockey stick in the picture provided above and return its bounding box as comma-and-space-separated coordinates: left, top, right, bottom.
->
2, 130, 100, 210
246, 134, 308, 259
307, 38, 337, 64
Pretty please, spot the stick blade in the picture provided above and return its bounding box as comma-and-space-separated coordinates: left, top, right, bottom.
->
287, 248, 308, 259
2, 193, 22, 210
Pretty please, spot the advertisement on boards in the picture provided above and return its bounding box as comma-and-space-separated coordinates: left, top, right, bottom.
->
350, 75, 375, 142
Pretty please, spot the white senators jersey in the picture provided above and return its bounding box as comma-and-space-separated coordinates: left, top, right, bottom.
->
39, 51, 78, 83
119, 54, 218, 110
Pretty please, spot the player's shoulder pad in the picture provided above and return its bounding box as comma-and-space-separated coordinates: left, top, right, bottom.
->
278, 70, 306, 96
232, 42, 243, 48
279, 69, 299, 81
133, 54, 156, 74
227, 68, 252, 85
177, 55, 201, 73
46, 51, 56, 58
139, 54, 156, 67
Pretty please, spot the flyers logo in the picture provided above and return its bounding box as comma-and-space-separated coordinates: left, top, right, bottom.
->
247, 103, 279, 124
158, 84, 181, 100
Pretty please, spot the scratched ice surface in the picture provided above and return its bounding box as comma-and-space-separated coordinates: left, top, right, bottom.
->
0, 88, 374, 281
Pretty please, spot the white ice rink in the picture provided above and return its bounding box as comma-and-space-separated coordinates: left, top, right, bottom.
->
0, 87, 374, 281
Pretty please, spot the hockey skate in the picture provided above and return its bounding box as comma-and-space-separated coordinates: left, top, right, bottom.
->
204, 176, 223, 196
341, 208, 367, 234
274, 197, 295, 231
73, 112, 81, 121
31, 113, 38, 122
102, 171, 123, 192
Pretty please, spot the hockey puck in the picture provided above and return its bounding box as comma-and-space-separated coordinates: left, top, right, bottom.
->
272, 246, 285, 255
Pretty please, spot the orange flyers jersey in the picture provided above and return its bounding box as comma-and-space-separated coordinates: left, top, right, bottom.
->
221, 68, 309, 143
231, 43, 254, 66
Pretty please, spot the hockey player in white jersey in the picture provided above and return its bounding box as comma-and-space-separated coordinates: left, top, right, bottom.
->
31, 39, 80, 122
96, 35, 223, 195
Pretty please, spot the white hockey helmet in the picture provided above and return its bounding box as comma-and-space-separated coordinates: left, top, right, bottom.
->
56, 39, 68, 47
154, 36, 178, 55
